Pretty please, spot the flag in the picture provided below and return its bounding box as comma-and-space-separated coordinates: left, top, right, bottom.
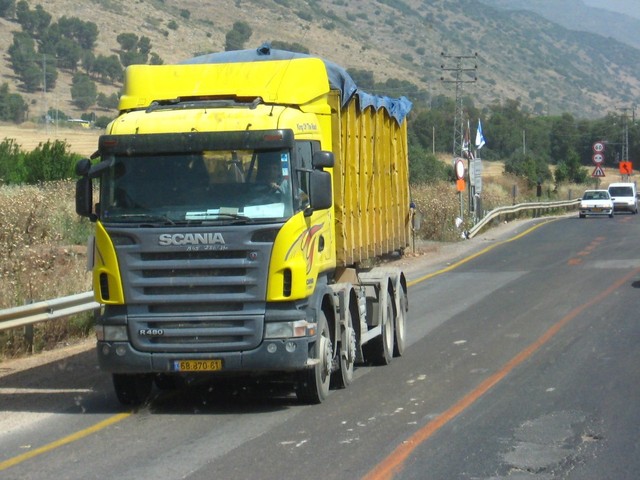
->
462, 120, 471, 157
475, 119, 486, 150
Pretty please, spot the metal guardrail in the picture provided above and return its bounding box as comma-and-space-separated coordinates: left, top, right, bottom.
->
0, 292, 101, 332
467, 198, 581, 238
0, 198, 581, 332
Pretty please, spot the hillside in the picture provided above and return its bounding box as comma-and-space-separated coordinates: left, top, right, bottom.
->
2, 0, 640, 123
481, 0, 640, 50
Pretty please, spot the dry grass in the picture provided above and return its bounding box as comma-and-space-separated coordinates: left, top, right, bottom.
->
0, 181, 93, 358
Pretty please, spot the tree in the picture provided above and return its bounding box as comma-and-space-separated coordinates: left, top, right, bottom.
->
56, 37, 82, 70
97, 92, 119, 110
8, 32, 37, 77
225, 21, 252, 51
22, 140, 79, 183
271, 40, 309, 54
0, 0, 16, 18
15, 1, 51, 37
347, 68, 375, 91
116, 33, 152, 66
0, 83, 28, 123
549, 113, 577, 164
70, 73, 97, 109
92, 54, 123, 83
408, 144, 450, 184
58, 16, 98, 50
504, 152, 552, 187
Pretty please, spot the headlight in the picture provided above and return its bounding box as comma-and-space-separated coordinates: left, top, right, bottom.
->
265, 320, 312, 339
95, 325, 128, 341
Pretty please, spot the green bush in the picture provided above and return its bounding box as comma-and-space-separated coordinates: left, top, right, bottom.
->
0, 139, 80, 184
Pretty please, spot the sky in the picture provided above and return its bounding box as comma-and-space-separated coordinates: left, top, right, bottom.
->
582, 0, 640, 19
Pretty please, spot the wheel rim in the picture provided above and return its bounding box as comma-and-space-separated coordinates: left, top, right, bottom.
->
395, 288, 407, 355
385, 295, 394, 349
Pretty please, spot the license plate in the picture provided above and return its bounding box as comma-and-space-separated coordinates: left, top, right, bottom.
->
592, 208, 602, 212
173, 359, 223, 372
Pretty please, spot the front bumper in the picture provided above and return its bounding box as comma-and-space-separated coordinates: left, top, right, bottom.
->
612, 201, 637, 212
96, 338, 312, 374
579, 207, 612, 216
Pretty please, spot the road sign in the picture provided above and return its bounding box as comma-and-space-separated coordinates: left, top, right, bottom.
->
592, 165, 605, 177
593, 141, 605, 153
619, 161, 633, 175
454, 158, 465, 180
592, 153, 604, 165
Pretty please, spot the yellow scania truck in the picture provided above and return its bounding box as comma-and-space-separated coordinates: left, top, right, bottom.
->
75, 46, 413, 405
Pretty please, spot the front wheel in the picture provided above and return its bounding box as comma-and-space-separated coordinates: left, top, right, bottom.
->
112, 373, 153, 406
296, 311, 332, 404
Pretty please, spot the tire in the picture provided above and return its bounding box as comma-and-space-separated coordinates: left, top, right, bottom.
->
296, 311, 332, 404
579, 213, 585, 218
112, 373, 153, 406
363, 289, 394, 366
393, 285, 408, 357
331, 308, 355, 389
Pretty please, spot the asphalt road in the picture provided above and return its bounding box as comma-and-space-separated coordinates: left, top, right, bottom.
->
1, 213, 639, 479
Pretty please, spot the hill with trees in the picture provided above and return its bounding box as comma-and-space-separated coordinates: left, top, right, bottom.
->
1, 0, 639, 187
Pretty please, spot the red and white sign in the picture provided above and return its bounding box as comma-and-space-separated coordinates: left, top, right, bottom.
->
454, 158, 465, 180
593, 141, 605, 153
592, 153, 604, 165
592, 165, 605, 177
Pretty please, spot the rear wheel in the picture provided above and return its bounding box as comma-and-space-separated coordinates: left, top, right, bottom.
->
363, 290, 394, 366
112, 373, 153, 406
296, 311, 332, 404
331, 308, 355, 389
393, 286, 408, 357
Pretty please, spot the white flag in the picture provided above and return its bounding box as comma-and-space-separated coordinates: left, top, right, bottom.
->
475, 119, 486, 150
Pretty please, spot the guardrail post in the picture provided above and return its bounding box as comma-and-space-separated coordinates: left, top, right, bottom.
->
24, 299, 34, 353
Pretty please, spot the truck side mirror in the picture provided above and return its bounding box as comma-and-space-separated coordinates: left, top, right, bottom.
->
312, 151, 334, 169
75, 158, 92, 176
308, 170, 332, 211
75, 159, 96, 221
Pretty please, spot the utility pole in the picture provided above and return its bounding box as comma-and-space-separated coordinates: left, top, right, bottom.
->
441, 52, 478, 221
440, 52, 478, 158
620, 105, 636, 181
42, 54, 48, 132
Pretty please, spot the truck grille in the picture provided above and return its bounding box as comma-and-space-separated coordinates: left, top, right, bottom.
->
109, 226, 274, 353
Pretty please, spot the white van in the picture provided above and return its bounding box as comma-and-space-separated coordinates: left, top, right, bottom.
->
607, 182, 638, 214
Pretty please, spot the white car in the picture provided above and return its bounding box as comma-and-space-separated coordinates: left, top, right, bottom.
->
607, 182, 638, 214
579, 190, 614, 218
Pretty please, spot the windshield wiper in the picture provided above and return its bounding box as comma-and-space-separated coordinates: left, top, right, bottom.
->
183, 212, 253, 224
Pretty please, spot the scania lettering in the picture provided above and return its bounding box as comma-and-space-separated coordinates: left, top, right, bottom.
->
158, 232, 226, 246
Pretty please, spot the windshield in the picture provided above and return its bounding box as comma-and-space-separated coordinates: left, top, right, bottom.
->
99, 149, 305, 224
608, 187, 633, 197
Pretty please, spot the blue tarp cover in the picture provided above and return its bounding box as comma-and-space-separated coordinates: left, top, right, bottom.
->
182, 43, 412, 124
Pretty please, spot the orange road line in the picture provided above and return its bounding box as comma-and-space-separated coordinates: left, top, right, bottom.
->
0, 413, 131, 471
365, 261, 640, 480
